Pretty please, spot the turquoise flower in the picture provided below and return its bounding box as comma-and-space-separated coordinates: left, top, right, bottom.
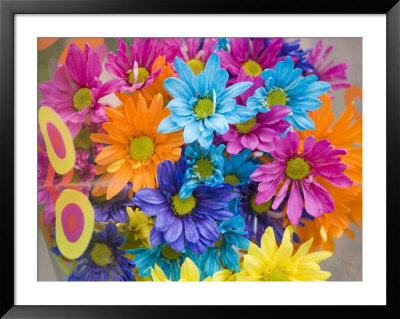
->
179, 142, 225, 199
200, 215, 250, 279
222, 149, 259, 187
158, 53, 253, 148
126, 243, 199, 281
246, 55, 331, 130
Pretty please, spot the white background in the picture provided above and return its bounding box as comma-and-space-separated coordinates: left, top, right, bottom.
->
15, 14, 385, 305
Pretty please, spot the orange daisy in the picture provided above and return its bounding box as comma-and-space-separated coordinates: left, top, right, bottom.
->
292, 87, 362, 251
90, 93, 184, 200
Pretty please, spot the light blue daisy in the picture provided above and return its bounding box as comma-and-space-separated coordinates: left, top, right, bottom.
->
199, 215, 250, 279
179, 142, 225, 199
222, 149, 259, 187
126, 243, 199, 281
158, 53, 253, 148
246, 55, 331, 130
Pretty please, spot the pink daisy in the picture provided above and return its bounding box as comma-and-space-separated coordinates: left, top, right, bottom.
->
250, 130, 353, 225
72, 149, 96, 197
159, 38, 218, 75
216, 38, 285, 85
39, 43, 122, 137
305, 40, 351, 91
105, 38, 162, 92
220, 105, 291, 155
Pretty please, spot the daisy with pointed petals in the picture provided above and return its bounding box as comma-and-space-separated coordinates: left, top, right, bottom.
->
246, 55, 331, 131
237, 226, 332, 281
39, 43, 123, 137
237, 181, 285, 245
90, 93, 184, 199
126, 243, 199, 281
67, 222, 136, 281
132, 159, 237, 254
217, 38, 284, 83
105, 38, 162, 92
179, 142, 225, 199
200, 215, 250, 279
159, 38, 219, 75
250, 130, 353, 225
158, 53, 254, 148
306, 40, 351, 91
220, 105, 291, 155
222, 149, 258, 187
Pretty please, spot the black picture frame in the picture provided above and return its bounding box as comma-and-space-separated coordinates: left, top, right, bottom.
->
1, 0, 398, 317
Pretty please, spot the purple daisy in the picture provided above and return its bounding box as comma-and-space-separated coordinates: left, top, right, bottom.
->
105, 38, 162, 92
132, 157, 238, 254
159, 38, 218, 75
39, 43, 122, 137
216, 38, 285, 84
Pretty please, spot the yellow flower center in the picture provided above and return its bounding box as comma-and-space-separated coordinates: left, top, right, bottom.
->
285, 157, 310, 180
242, 60, 262, 77
194, 98, 214, 119
73, 128, 92, 150
89, 243, 113, 267
73, 88, 93, 111
187, 59, 205, 75
234, 117, 257, 134
127, 67, 149, 84
160, 245, 181, 260
267, 88, 288, 107
214, 234, 225, 248
171, 194, 196, 217
129, 136, 155, 162
264, 268, 289, 281
194, 158, 213, 179
250, 192, 272, 214
224, 174, 241, 186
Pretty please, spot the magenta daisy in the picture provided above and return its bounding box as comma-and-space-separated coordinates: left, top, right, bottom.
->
105, 38, 162, 92
39, 43, 122, 137
219, 105, 291, 155
159, 38, 218, 75
216, 38, 285, 84
305, 40, 351, 91
250, 130, 353, 225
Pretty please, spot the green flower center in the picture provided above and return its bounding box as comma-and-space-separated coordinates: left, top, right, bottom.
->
264, 268, 289, 281
242, 60, 263, 77
127, 67, 149, 84
73, 88, 93, 111
224, 174, 241, 186
73, 128, 92, 150
234, 117, 257, 134
187, 59, 205, 75
160, 245, 181, 260
194, 158, 213, 179
267, 88, 288, 107
214, 234, 225, 248
250, 192, 272, 214
171, 193, 196, 216
89, 243, 113, 267
285, 157, 310, 180
194, 98, 214, 120
129, 136, 155, 162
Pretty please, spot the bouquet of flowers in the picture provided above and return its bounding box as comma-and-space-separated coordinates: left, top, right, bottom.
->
38, 37, 362, 281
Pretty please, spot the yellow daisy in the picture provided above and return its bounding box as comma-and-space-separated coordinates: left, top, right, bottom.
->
237, 227, 332, 281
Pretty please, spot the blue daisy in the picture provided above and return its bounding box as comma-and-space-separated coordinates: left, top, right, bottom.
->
126, 243, 199, 281
179, 142, 225, 199
92, 183, 131, 222
238, 182, 285, 245
274, 38, 315, 73
158, 53, 254, 148
200, 215, 250, 279
222, 149, 258, 187
66, 222, 136, 281
246, 55, 331, 130
132, 158, 238, 254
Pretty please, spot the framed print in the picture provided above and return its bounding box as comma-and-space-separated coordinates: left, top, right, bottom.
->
1, 0, 399, 317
